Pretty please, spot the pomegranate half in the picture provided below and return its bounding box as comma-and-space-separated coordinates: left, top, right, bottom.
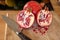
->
17, 9, 35, 28
37, 10, 52, 27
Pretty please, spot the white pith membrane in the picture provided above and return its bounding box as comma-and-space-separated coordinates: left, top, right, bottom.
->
37, 10, 52, 27
17, 10, 34, 28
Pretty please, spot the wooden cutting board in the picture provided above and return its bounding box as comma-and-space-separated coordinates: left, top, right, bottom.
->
50, 0, 60, 15
0, 11, 60, 40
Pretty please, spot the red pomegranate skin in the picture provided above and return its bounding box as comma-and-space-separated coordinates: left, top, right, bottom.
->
23, 1, 42, 15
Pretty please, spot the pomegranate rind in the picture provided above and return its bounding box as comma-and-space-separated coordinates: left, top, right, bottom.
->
23, 1, 42, 15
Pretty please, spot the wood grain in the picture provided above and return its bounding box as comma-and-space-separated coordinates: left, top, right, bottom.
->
50, 0, 60, 16
0, 13, 7, 40
0, 10, 60, 40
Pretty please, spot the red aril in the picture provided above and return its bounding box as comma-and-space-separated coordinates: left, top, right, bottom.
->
37, 10, 52, 27
17, 9, 34, 28
23, 1, 42, 15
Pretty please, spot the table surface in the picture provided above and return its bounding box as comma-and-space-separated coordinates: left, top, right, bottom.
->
0, 11, 60, 40
50, 0, 60, 15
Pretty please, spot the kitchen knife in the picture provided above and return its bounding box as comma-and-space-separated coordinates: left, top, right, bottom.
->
1, 15, 31, 40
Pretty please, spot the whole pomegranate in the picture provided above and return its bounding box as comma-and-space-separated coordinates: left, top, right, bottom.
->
23, 1, 42, 15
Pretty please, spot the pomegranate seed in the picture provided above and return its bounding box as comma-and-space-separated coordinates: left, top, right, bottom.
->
26, 17, 30, 26
44, 26, 48, 31
33, 29, 36, 32
33, 29, 38, 33
18, 16, 24, 21
39, 28, 46, 34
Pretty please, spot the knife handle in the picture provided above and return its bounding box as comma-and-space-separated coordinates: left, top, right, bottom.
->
18, 32, 31, 40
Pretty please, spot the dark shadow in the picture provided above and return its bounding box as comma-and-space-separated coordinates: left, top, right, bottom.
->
0, 0, 54, 11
